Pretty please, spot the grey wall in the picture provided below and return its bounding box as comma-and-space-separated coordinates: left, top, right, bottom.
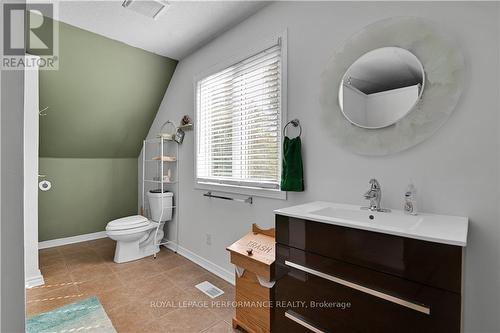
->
0, 48, 26, 333
145, 2, 499, 332
0, 0, 26, 329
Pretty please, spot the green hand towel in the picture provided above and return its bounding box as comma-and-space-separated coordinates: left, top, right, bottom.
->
281, 136, 304, 191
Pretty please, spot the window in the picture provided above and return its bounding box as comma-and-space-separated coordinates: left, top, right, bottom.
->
196, 40, 283, 193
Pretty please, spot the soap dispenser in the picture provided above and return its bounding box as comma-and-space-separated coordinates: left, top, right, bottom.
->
404, 182, 418, 215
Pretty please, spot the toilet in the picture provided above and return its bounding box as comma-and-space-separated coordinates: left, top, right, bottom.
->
106, 190, 173, 263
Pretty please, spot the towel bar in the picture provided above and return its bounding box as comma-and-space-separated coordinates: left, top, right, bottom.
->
203, 191, 253, 204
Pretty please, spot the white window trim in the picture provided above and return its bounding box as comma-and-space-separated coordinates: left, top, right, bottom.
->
193, 31, 288, 200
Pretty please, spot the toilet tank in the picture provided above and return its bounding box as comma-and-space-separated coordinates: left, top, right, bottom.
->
146, 190, 173, 222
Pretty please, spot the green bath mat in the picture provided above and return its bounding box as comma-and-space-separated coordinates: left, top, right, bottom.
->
26, 296, 116, 333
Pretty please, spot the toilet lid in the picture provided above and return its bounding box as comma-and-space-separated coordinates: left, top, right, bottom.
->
106, 215, 149, 231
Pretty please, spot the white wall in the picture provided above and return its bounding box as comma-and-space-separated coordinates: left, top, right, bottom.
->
366, 84, 419, 127
342, 84, 420, 128
144, 2, 499, 331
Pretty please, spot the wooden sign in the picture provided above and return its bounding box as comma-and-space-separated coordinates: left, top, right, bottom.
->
226, 224, 275, 279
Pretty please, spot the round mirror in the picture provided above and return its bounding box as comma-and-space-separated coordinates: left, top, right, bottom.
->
338, 47, 425, 129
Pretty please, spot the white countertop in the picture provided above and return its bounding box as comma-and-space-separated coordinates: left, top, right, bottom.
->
274, 201, 468, 247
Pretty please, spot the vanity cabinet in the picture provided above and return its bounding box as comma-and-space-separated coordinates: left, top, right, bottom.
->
272, 214, 464, 333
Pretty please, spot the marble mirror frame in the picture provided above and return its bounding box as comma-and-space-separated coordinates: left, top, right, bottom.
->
320, 17, 465, 156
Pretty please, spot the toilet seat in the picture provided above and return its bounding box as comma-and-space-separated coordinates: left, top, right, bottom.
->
106, 215, 149, 231
105, 223, 157, 236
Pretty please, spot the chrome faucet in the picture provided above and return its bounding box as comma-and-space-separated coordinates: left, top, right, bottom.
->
362, 179, 390, 212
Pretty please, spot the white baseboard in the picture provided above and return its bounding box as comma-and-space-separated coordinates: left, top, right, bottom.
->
25, 272, 44, 288
39, 231, 107, 249
163, 243, 235, 286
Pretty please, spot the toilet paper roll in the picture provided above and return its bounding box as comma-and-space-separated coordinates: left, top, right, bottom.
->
39, 180, 51, 191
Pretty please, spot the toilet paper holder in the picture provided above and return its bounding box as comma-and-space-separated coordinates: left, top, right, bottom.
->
39, 175, 51, 191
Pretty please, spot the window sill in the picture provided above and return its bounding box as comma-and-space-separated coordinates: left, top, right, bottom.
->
195, 181, 287, 200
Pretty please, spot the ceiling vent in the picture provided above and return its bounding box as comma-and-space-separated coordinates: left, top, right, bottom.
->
122, 0, 170, 20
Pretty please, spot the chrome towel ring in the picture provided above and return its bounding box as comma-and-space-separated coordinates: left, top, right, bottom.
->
283, 119, 302, 137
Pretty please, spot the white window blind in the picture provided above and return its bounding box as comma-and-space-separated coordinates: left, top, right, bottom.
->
196, 42, 282, 190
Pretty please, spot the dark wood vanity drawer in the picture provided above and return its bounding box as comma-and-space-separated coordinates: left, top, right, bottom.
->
272, 245, 461, 333
275, 214, 462, 293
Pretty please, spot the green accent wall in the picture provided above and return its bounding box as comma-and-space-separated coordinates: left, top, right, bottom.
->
35, 17, 177, 241
38, 158, 138, 241
36, 16, 177, 158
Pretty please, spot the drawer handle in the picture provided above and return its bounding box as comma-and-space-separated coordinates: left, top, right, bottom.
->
285, 260, 430, 315
285, 310, 327, 333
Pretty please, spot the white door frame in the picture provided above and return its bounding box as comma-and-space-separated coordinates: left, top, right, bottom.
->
24, 55, 44, 288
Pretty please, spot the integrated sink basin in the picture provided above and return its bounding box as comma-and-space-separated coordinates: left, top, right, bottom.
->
310, 206, 424, 230
274, 201, 468, 246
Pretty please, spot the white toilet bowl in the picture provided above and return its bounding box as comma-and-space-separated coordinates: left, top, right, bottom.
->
105, 215, 164, 263
106, 190, 173, 263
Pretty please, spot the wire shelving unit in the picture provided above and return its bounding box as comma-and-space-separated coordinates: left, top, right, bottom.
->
141, 134, 179, 256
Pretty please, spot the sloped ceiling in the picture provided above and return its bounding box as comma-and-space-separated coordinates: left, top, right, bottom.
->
37, 17, 177, 158
346, 48, 424, 94
52, 1, 270, 59
37, 1, 269, 157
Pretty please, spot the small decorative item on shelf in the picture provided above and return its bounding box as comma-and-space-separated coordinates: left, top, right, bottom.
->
175, 128, 185, 144
158, 120, 176, 140
152, 155, 177, 162
173, 115, 191, 144
159, 132, 174, 140
153, 176, 172, 183
178, 115, 193, 130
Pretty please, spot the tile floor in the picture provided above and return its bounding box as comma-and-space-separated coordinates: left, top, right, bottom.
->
26, 238, 241, 333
